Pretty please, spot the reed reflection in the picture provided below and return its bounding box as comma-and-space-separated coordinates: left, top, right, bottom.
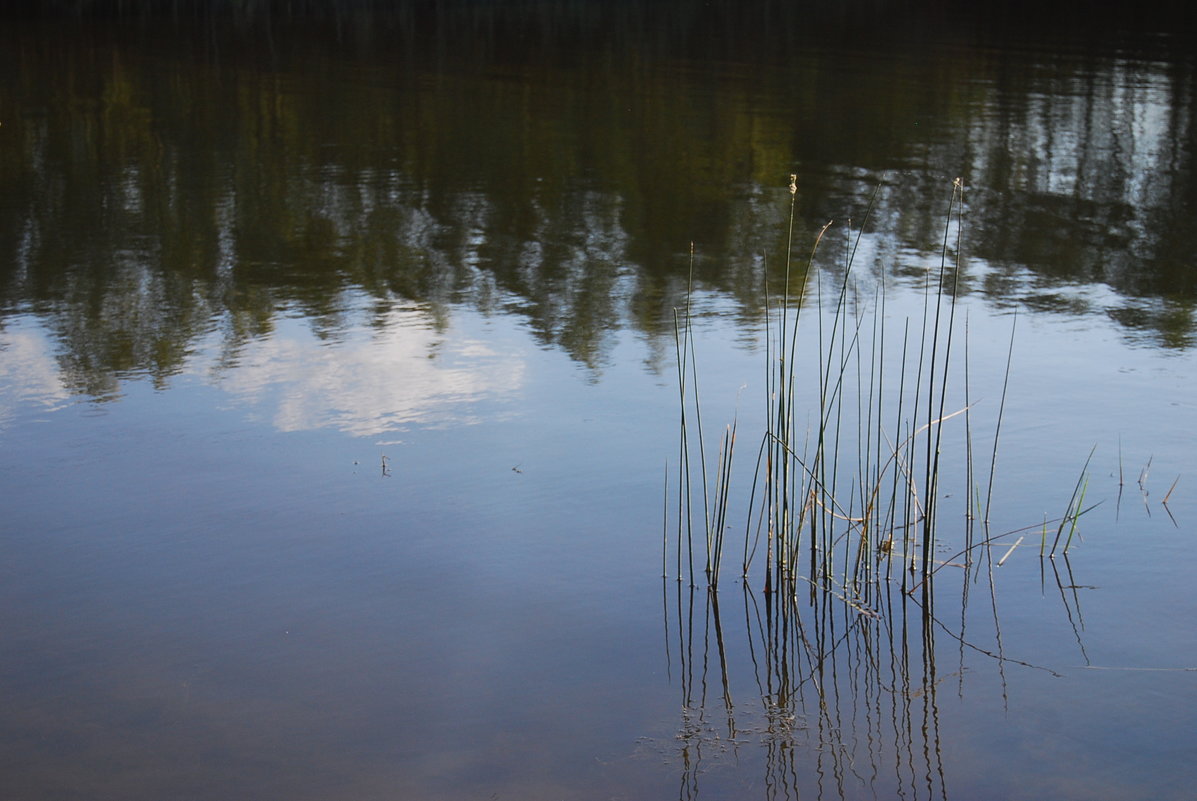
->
660, 516, 1108, 800
663, 579, 953, 801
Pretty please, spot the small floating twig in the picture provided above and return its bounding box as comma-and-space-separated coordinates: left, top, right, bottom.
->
996, 535, 1024, 567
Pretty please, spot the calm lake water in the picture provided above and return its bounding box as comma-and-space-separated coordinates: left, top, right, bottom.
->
2, 5, 1195, 800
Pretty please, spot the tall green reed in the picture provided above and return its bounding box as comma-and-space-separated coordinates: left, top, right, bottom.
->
668, 177, 1010, 608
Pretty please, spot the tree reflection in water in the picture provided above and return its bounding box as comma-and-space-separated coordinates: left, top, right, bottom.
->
2, 2, 1195, 401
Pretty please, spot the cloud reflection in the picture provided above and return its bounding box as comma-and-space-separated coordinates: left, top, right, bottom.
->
0, 319, 71, 429
209, 305, 525, 438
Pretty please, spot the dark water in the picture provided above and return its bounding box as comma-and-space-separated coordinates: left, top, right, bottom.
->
1, 5, 1196, 800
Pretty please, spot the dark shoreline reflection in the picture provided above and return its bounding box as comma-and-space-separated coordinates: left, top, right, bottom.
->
1, 4, 1194, 397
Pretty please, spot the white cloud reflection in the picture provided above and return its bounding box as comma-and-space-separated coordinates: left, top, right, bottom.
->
209, 305, 526, 438
0, 319, 71, 429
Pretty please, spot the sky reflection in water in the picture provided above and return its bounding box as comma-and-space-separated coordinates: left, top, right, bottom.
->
1, 6, 1196, 801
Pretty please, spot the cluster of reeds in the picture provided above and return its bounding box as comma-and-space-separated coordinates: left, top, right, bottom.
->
1042, 445, 1097, 557
669, 246, 740, 588
660, 190, 1122, 793
668, 176, 1025, 607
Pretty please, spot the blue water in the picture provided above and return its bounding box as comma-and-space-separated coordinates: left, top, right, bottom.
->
1, 9, 1195, 799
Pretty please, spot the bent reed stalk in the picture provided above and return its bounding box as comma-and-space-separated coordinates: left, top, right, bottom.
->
668, 177, 1026, 609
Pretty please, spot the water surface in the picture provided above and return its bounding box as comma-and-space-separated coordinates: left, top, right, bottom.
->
1, 6, 1195, 800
